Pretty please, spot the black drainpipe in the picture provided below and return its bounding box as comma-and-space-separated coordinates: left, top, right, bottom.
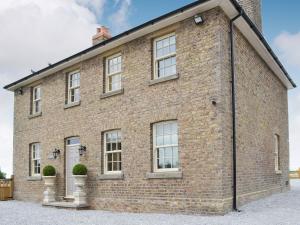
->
230, 12, 242, 212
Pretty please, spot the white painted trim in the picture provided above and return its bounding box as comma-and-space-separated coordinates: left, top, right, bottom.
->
67, 70, 80, 104
32, 86, 41, 115
153, 121, 179, 172
6, 0, 294, 91
65, 137, 80, 198
153, 33, 176, 80
103, 130, 122, 174
105, 53, 122, 93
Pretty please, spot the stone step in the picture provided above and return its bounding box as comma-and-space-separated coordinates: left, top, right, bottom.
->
42, 201, 90, 210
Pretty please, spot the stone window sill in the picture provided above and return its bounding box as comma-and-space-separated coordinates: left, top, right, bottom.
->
27, 176, 42, 181
149, 73, 179, 86
146, 171, 182, 179
97, 172, 124, 180
100, 88, 124, 99
28, 112, 42, 119
64, 101, 81, 109
275, 170, 282, 175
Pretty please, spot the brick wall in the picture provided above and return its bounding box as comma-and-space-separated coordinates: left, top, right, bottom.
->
237, 0, 262, 32
218, 10, 289, 209
12, 7, 290, 214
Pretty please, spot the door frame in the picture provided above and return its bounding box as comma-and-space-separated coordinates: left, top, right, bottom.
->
65, 137, 80, 198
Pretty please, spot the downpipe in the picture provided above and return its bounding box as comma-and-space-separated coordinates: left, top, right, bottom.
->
230, 12, 242, 212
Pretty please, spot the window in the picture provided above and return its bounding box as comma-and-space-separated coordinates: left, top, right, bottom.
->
30, 143, 41, 176
32, 86, 41, 114
104, 130, 122, 173
106, 54, 122, 92
274, 134, 280, 172
154, 33, 176, 79
68, 70, 80, 104
153, 121, 178, 172
67, 137, 80, 146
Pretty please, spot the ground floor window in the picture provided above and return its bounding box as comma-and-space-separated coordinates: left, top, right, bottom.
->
104, 130, 122, 173
153, 121, 179, 172
274, 134, 280, 172
30, 143, 41, 176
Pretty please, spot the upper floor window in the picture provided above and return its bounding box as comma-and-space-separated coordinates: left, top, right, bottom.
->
30, 143, 41, 176
153, 121, 179, 172
274, 134, 280, 172
68, 70, 80, 104
104, 130, 122, 173
106, 54, 122, 92
32, 86, 41, 114
154, 33, 176, 79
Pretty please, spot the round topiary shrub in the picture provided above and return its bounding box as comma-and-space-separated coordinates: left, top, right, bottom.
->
43, 165, 56, 176
72, 164, 88, 175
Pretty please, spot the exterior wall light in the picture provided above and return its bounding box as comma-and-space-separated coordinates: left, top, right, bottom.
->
79, 145, 87, 156
17, 88, 23, 95
194, 14, 204, 24
52, 148, 61, 159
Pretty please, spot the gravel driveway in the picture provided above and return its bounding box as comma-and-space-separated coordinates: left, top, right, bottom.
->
0, 180, 299, 225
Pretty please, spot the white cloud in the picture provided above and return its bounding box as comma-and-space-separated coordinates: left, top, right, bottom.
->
109, 0, 132, 34
274, 32, 300, 70
274, 31, 300, 170
0, 0, 107, 176
75, 0, 106, 17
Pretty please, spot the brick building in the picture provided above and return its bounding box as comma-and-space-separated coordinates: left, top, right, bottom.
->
4, 0, 296, 214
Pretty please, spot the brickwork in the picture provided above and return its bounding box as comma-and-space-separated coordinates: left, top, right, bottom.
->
12, 6, 290, 214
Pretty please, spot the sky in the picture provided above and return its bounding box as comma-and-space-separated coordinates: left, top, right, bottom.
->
0, 0, 299, 176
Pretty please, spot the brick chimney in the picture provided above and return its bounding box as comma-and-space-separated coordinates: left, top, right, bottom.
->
92, 26, 112, 45
237, 0, 262, 32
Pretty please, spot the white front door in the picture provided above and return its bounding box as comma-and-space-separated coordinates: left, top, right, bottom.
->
66, 137, 80, 198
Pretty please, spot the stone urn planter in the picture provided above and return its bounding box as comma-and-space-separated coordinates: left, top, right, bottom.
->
72, 164, 88, 206
42, 165, 56, 204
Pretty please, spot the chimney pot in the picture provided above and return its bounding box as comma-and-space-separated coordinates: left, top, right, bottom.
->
92, 26, 112, 46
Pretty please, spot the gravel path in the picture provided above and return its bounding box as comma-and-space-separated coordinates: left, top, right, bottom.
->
1, 180, 299, 225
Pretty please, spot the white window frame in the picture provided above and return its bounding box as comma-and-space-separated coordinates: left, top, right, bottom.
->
153, 121, 179, 172
153, 33, 176, 79
104, 130, 122, 174
32, 86, 41, 114
105, 53, 122, 93
68, 70, 80, 104
31, 143, 41, 176
274, 134, 281, 172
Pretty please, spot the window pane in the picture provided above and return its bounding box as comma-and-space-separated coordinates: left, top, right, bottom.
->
106, 143, 111, 152
164, 123, 172, 135
156, 136, 164, 146
107, 153, 112, 162
35, 101, 41, 113
155, 35, 176, 58
172, 147, 179, 168
154, 121, 178, 170
105, 130, 122, 172
107, 162, 112, 171
117, 142, 121, 150
113, 162, 118, 171
108, 55, 122, 75
171, 134, 178, 145
74, 88, 80, 102
164, 135, 172, 145
164, 147, 172, 158
67, 137, 80, 145
157, 56, 176, 78
34, 87, 41, 100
